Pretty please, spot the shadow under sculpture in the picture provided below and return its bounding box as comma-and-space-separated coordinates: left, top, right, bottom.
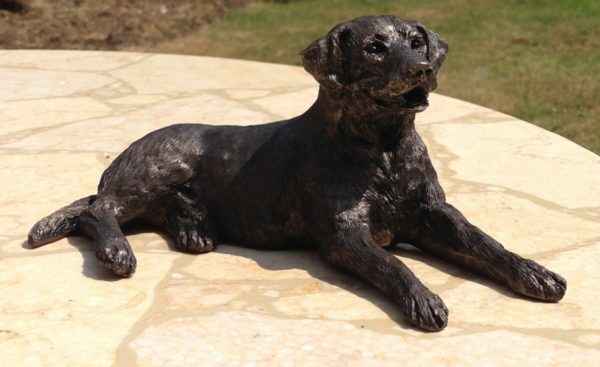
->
28, 16, 566, 331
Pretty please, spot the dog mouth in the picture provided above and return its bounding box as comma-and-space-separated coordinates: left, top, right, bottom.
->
402, 86, 429, 110
373, 85, 429, 112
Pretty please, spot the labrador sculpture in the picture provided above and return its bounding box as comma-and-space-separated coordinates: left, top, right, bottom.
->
28, 16, 566, 331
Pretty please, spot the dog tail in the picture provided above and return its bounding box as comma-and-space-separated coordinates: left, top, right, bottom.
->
27, 195, 96, 248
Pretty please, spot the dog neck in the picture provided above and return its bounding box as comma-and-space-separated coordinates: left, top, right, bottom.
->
305, 87, 417, 155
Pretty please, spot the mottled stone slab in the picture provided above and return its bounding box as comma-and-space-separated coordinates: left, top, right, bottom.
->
1, 50, 599, 367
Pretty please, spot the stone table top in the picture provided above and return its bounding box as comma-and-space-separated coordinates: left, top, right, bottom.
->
1, 50, 599, 367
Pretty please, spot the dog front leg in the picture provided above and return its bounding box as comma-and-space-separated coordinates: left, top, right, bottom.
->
412, 203, 566, 301
318, 227, 448, 331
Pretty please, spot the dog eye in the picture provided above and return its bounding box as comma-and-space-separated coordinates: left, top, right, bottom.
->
411, 38, 425, 49
364, 41, 388, 54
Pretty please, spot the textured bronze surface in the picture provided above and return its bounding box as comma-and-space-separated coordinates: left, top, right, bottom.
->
28, 16, 566, 331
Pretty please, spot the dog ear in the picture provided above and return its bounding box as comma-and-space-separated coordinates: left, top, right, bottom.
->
415, 23, 448, 72
300, 25, 351, 89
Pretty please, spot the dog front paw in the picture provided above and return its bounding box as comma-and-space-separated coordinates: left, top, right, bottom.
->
510, 259, 566, 302
403, 288, 449, 331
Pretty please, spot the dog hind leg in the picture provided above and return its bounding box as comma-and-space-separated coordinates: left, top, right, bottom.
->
28, 195, 97, 248
151, 192, 219, 253
78, 198, 137, 277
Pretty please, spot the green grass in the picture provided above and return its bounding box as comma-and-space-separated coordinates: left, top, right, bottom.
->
148, 0, 600, 153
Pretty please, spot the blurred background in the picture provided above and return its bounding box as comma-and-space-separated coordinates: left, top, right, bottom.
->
1, 0, 598, 153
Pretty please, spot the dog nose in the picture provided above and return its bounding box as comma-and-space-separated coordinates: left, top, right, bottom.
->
406, 62, 433, 84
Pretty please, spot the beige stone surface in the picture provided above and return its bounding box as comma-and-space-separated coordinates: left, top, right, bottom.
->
1, 50, 599, 366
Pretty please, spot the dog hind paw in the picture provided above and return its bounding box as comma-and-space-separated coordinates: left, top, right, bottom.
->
171, 217, 217, 254
96, 237, 137, 277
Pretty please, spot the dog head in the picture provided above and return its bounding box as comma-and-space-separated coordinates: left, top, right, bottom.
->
301, 16, 448, 113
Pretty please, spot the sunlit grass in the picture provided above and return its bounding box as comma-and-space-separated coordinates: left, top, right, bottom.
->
145, 0, 600, 153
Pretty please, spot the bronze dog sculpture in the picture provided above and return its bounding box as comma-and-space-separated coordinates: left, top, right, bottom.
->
28, 16, 566, 331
